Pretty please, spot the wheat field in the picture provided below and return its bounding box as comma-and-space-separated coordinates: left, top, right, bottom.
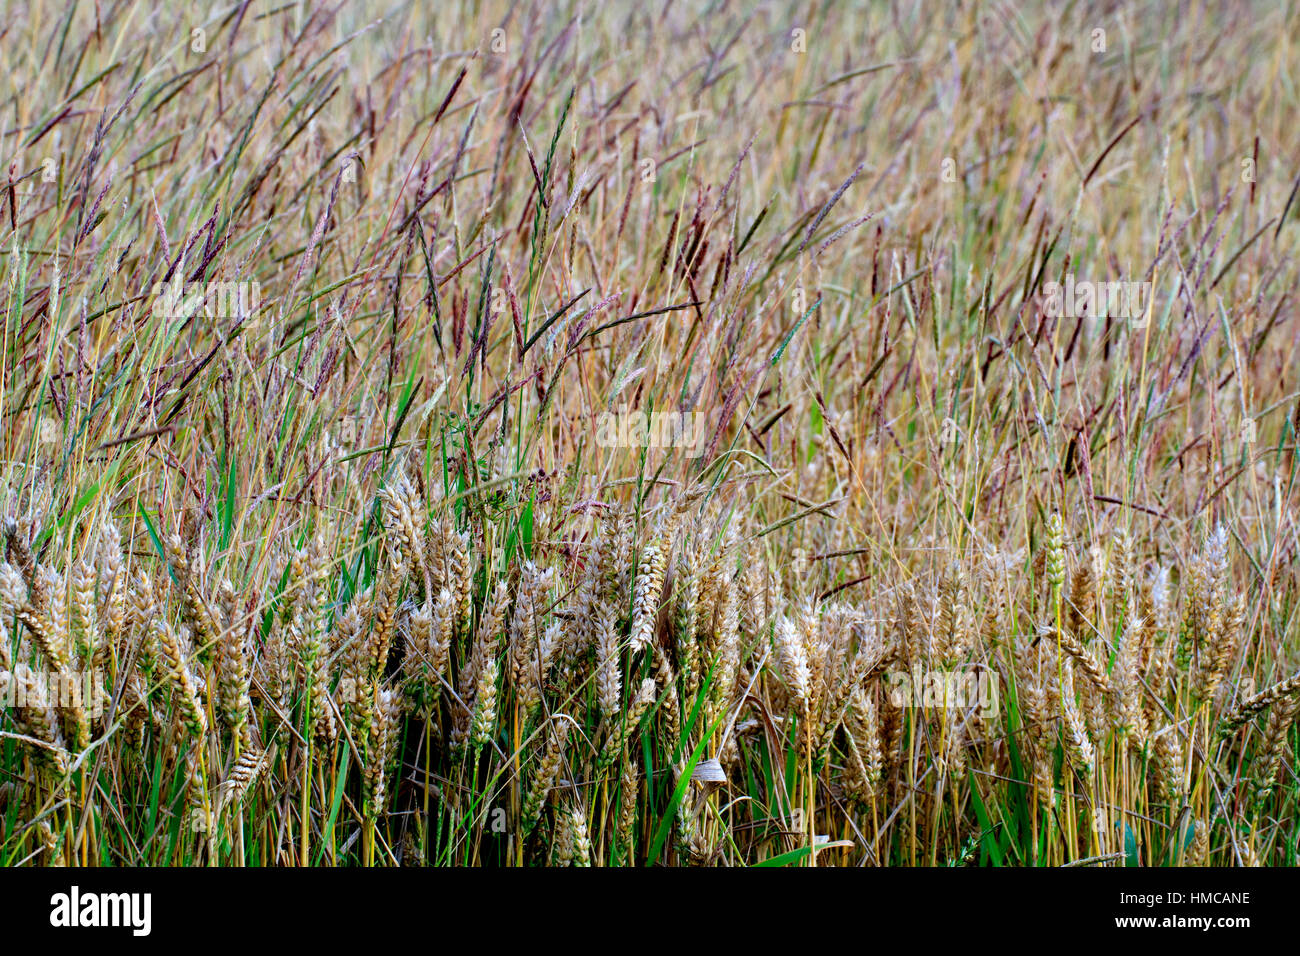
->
0, 0, 1298, 867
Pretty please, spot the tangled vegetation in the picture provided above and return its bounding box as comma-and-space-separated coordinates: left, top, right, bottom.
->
1, 1, 1298, 866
